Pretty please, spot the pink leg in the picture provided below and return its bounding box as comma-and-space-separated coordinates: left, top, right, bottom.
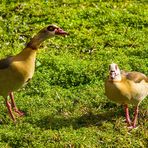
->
9, 92, 24, 116
132, 106, 139, 128
5, 98, 16, 121
124, 104, 131, 126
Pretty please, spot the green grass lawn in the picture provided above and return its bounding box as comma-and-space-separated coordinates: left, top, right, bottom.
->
0, 0, 148, 147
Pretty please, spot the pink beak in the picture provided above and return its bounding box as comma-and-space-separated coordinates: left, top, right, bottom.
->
55, 28, 68, 36
110, 71, 116, 79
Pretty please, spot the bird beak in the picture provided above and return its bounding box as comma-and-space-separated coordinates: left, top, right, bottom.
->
55, 28, 69, 36
110, 71, 116, 79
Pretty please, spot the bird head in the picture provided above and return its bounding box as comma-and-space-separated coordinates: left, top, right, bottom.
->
45, 24, 68, 37
27, 24, 69, 49
109, 63, 121, 81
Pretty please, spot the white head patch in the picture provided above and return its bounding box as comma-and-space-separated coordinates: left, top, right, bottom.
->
109, 63, 121, 80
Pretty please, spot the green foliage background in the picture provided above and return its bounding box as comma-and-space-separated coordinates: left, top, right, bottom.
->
0, 0, 148, 147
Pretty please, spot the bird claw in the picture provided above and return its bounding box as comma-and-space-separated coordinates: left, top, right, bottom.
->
14, 109, 25, 117
127, 125, 139, 130
127, 125, 134, 129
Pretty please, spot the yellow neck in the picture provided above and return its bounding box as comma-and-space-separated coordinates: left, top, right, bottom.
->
14, 47, 37, 62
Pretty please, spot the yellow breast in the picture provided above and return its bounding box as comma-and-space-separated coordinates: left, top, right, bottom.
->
105, 78, 148, 105
0, 48, 36, 97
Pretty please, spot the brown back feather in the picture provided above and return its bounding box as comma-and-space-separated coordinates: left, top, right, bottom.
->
125, 72, 148, 83
0, 57, 12, 69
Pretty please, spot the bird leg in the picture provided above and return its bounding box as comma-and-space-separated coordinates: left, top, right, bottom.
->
132, 106, 139, 128
9, 92, 24, 116
5, 98, 16, 121
124, 104, 131, 126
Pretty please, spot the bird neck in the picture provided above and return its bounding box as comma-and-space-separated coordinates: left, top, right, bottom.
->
109, 74, 122, 82
15, 47, 37, 62
14, 28, 51, 62
26, 29, 50, 50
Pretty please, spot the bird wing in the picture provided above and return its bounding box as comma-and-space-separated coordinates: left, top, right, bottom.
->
125, 72, 148, 83
0, 56, 12, 69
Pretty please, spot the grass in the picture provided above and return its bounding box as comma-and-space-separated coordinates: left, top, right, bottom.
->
0, 0, 148, 147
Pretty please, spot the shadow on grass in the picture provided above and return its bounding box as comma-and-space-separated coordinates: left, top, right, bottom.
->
29, 110, 123, 130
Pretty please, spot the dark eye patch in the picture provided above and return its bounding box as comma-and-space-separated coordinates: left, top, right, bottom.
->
47, 26, 55, 31
109, 65, 111, 70
115, 65, 117, 70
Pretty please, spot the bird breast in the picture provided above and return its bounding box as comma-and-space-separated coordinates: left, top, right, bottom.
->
105, 79, 148, 105
11, 59, 35, 84
0, 58, 35, 97
105, 80, 132, 104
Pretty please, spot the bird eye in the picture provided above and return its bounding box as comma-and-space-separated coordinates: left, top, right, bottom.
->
47, 26, 55, 31
109, 65, 111, 70
115, 65, 117, 70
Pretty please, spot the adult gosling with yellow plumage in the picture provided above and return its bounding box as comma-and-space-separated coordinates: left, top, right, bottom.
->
105, 63, 148, 129
0, 24, 68, 121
